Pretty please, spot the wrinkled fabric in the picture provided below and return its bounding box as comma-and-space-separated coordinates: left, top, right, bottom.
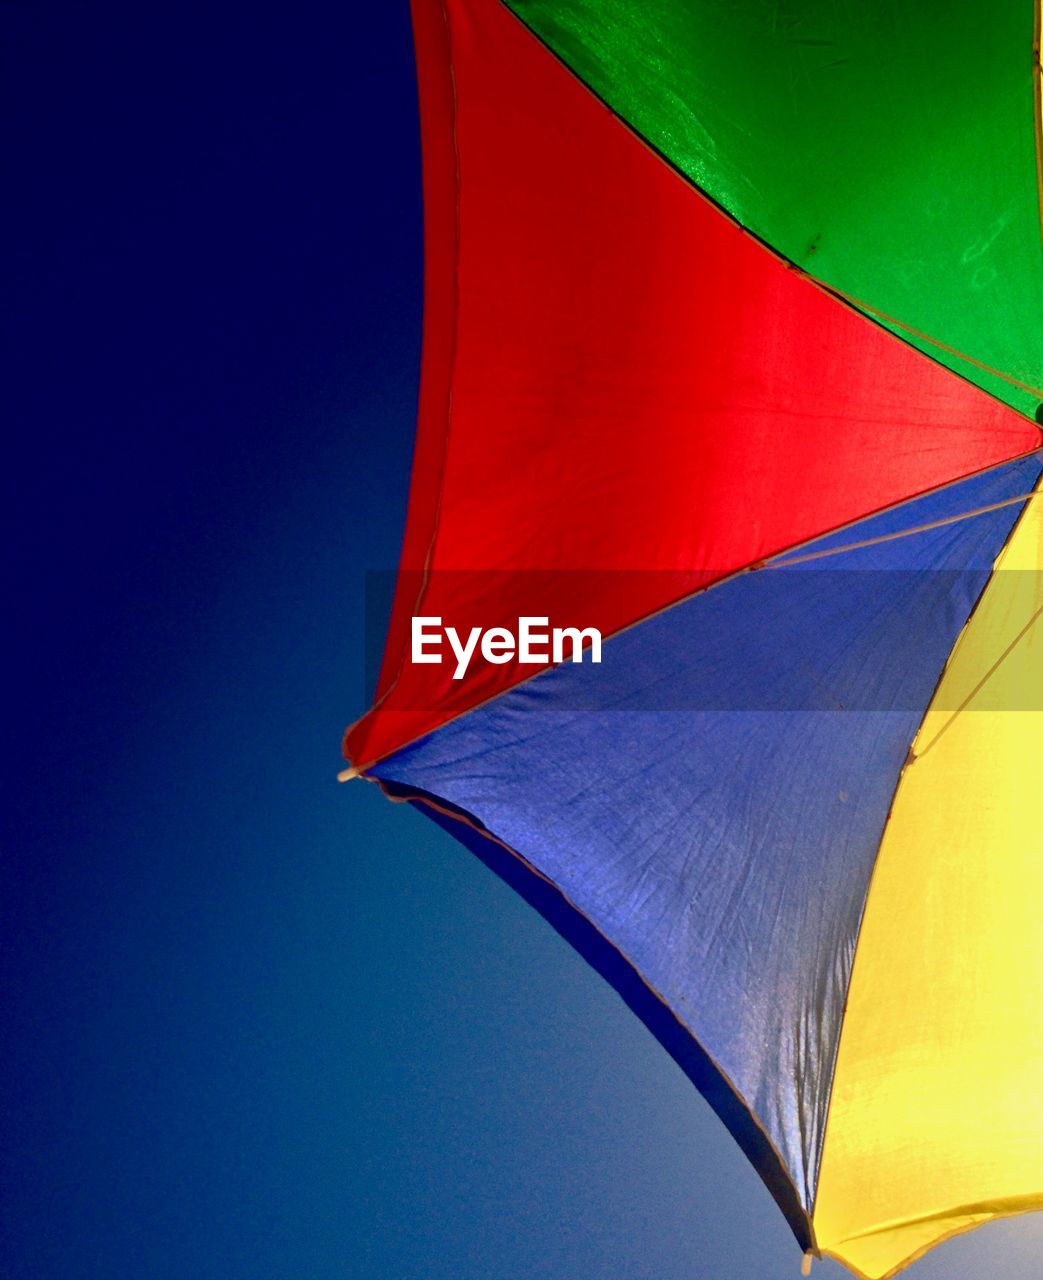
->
374, 457, 1040, 1214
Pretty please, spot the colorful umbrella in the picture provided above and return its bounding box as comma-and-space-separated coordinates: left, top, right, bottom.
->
344, 2, 1043, 1275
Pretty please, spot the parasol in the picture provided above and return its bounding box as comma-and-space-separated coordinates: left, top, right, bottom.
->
344, 2, 1043, 1274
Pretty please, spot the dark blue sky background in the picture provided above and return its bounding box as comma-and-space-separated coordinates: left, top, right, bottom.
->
4, 4, 1041, 1277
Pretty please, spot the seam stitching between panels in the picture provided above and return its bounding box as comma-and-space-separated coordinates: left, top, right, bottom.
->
349, 450, 1042, 773
342, 0, 463, 753
377, 778, 816, 1250
493, 0, 1043, 414
821, 1196, 1043, 1280
807, 468, 1043, 1233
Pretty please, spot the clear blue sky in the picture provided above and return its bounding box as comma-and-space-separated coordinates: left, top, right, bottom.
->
4, 4, 1040, 1277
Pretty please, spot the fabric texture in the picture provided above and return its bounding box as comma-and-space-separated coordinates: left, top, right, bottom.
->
504, 0, 1043, 417
347, 1, 1043, 1272
813, 476, 1043, 1279
372, 456, 1041, 1225
345, 0, 1038, 770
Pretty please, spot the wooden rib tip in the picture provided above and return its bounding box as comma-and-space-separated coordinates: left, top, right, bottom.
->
337, 766, 360, 783
801, 1251, 813, 1276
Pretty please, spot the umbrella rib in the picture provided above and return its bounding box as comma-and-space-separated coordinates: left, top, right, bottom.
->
911, 601, 1043, 760
767, 492, 1040, 568
817, 284, 1043, 399
496, 0, 1043, 409
345, 460, 1042, 776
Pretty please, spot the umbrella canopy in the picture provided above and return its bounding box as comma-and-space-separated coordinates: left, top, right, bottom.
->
345, 2, 1043, 1275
